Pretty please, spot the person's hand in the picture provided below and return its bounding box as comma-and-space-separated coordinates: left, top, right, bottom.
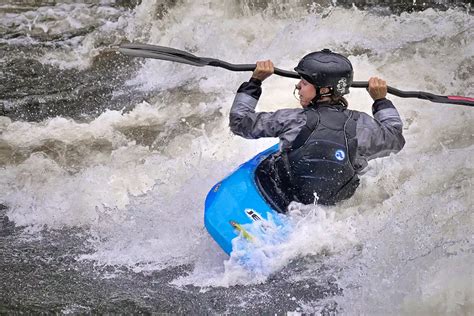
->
368, 77, 387, 101
252, 60, 274, 81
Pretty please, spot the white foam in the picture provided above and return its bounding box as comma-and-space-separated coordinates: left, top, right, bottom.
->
172, 204, 358, 287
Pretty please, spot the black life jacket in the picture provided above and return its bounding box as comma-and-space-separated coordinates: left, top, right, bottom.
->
255, 102, 360, 213
285, 102, 360, 205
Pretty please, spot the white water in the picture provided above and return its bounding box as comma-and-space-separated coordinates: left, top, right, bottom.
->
1, 1, 473, 314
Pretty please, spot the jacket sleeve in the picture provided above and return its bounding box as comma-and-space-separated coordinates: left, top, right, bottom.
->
356, 98, 405, 164
229, 78, 301, 140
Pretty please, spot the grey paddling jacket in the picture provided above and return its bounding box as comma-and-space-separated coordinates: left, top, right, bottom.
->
229, 78, 405, 174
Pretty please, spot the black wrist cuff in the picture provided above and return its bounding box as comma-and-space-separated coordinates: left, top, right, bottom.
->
249, 77, 262, 86
372, 98, 395, 114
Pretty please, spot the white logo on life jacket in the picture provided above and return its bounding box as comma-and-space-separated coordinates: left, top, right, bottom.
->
335, 149, 345, 161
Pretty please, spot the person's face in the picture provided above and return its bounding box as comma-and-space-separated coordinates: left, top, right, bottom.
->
295, 79, 317, 108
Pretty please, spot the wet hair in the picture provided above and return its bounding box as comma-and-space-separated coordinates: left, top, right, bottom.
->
313, 93, 348, 108
331, 95, 349, 108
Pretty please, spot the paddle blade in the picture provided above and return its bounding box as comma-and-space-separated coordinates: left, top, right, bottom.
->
447, 96, 474, 106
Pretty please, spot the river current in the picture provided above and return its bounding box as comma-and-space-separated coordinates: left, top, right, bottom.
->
0, 0, 473, 314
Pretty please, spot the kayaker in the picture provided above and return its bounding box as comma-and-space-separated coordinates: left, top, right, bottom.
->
229, 49, 405, 212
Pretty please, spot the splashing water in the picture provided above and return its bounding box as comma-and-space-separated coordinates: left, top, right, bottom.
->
0, 0, 473, 313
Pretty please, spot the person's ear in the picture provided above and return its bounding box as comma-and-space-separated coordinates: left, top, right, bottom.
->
320, 87, 330, 94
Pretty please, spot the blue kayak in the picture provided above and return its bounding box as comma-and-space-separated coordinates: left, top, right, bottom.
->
204, 144, 289, 255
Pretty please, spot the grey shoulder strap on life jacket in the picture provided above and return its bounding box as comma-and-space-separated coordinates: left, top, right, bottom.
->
351, 110, 360, 121
291, 108, 320, 150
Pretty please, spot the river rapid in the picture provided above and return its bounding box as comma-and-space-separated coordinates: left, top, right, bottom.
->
0, 0, 473, 314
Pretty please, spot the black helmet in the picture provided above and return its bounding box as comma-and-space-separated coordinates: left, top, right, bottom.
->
294, 49, 353, 96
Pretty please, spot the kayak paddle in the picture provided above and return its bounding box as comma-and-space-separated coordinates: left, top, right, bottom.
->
119, 43, 474, 107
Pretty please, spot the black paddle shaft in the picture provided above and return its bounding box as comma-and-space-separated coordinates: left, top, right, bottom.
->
119, 43, 474, 107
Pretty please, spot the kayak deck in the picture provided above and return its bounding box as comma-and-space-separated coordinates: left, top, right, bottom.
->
204, 145, 283, 255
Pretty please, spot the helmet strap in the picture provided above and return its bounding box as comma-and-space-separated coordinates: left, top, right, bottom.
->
310, 87, 333, 106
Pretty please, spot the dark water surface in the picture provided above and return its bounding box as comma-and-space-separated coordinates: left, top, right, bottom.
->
1, 207, 341, 314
